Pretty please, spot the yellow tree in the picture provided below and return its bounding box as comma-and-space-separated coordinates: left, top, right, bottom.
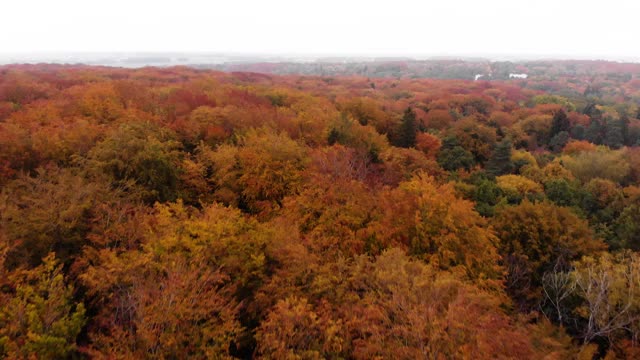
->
372, 174, 503, 286
0, 253, 85, 360
493, 201, 606, 310
80, 201, 274, 358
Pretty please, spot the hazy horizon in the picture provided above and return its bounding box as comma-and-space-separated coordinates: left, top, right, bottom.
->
2, 51, 640, 68
2, 1, 640, 62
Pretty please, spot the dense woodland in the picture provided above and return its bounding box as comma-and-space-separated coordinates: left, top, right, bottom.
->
0, 63, 639, 359
212, 59, 640, 92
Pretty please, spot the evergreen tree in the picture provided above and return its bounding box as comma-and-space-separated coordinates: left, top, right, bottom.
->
626, 126, 640, 146
550, 110, 571, 138
397, 107, 417, 148
437, 136, 475, 171
327, 128, 340, 145
585, 119, 604, 145
583, 102, 602, 121
550, 131, 570, 152
571, 124, 586, 140
603, 119, 624, 149
544, 179, 579, 207
486, 139, 513, 176
474, 179, 502, 217
620, 116, 630, 145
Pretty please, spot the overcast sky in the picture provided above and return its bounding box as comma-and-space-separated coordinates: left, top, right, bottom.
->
2, 0, 639, 59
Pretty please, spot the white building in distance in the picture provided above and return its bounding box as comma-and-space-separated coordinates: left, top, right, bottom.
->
509, 73, 528, 79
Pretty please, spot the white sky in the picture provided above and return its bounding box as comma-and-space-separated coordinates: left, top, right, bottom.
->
2, 0, 640, 59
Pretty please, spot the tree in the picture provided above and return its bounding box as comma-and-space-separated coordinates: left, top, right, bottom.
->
0, 168, 113, 269
450, 117, 498, 163
375, 174, 503, 284
486, 139, 514, 176
496, 174, 543, 203
0, 253, 86, 359
550, 131, 570, 152
550, 109, 571, 138
80, 202, 262, 358
325, 115, 389, 164
395, 107, 417, 148
424, 109, 454, 130
614, 204, 640, 250
560, 150, 630, 184
603, 118, 625, 149
378, 147, 444, 186
87, 122, 183, 203
543, 253, 640, 350
256, 249, 574, 359
544, 179, 580, 208
256, 296, 343, 359
492, 201, 606, 310
415, 132, 441, 159
571, 253, 640, 345
236, 130, 309, 215
571, 124, 586, 140
585, 119, 604, 145
437, 136, 475, 171
473, 178, 503, 217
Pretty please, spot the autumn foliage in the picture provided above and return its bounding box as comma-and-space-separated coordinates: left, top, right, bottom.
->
1, 63, 639, 358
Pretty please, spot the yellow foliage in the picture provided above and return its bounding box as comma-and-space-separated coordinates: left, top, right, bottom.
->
497, 174, 543, 197
512, 149, 538, 167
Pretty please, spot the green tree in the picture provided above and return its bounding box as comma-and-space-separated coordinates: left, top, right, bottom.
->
544, 179, 580, 208
0, 253, 86, 360
603, 119, 624, 149
550, 110, 571, 138
486, 139, 513, 176
614, 204, 640, 250
396, 107, 417, 148
585, 119, 604, 145
473, 178, 503, 217
87, 122, 183, 203
437, 136, 475, 171
492, 201, 606, 310
549, 131, 570, 152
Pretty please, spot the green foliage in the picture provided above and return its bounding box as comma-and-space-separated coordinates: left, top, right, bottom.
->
544, 178, 581, 208
533, 95, 576, 112
603, 118, 625, 149
486, 139, 514, 176
1, 63, 640, 358
87, 121, 183, 203
0, 253, 86, 360
614, 204, 640, 250
496, 174, 543, 204
326, 115, 389, 163
560, 149, 630, 184
549, 131, 570, 152
395, 107, 417, 148
493, 201, 606, 310
550, 110, 571, 138
437, 136, 475, 171
473, 178, 503, 216
585, 119, 604, 144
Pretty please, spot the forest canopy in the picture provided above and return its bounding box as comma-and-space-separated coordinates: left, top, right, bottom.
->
0, 63, 639, 359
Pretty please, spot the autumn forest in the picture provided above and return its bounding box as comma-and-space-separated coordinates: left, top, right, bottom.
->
1, 62, 640, 359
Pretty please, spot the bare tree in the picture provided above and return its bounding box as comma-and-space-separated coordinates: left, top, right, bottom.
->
541, 270, 575, 325
572, 253, 640, 345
